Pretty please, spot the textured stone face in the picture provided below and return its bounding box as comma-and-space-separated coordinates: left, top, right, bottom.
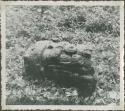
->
24, 40, 96, 96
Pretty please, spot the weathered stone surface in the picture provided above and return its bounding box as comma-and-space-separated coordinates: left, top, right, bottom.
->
23, 40, 96, 96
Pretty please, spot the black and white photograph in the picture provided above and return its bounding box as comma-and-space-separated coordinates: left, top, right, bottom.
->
1, 1, 124, 110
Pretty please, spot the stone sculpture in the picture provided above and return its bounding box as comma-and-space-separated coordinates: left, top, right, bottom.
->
23, 39, 96, 96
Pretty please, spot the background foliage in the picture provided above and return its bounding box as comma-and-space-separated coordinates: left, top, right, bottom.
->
6, 5, 120, 105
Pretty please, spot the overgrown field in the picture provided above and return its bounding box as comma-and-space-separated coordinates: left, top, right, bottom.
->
6, 5, 120, 105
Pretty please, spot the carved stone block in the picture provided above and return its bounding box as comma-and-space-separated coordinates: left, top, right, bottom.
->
23, 40, 96, 96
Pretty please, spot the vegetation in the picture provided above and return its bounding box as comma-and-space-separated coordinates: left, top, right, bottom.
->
6, 5, 120, 105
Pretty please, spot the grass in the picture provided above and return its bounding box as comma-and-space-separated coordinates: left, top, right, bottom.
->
5, 5, 120, 105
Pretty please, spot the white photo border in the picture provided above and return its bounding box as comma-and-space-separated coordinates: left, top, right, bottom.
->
1, 1, 124, 110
